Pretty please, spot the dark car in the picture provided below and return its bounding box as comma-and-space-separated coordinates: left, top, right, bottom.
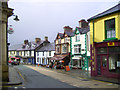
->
11, 61, 19, 65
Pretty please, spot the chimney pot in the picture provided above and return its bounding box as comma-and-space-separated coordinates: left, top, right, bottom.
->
45, 36, 48, 41
79, 19, 88, 28
24, 40, 29, 44
35, 38, 41, 43
63, 26, 73, 32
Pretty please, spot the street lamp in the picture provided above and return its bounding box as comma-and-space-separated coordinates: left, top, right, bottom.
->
13, 15, 20, 21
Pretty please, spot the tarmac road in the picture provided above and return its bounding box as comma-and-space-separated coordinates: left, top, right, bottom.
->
9, 65, 77, 88
6, 65, 120, 90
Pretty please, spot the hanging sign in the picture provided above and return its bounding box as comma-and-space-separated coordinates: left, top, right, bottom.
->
8, 25, 14, 34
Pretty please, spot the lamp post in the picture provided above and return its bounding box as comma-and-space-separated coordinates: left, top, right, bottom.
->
0, 1, 14, 82
0, 1, 19, 83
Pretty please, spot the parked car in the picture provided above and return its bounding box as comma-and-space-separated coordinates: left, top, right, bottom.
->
11, 61, 19, 65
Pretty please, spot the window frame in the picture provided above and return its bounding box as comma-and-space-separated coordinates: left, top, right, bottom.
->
62, 44, 67, 53
105, 18, 116, 40
75, 34, 80, 42
74, 44, 81, 54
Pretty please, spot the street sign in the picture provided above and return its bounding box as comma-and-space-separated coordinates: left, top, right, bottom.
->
8, 25, 14, 34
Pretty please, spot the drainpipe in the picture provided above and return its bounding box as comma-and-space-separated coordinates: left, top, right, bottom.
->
93, 19, 94, 42
70, 37, 72, 69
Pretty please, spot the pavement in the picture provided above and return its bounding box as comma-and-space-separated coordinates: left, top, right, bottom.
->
2, 65, 22, 87
35, 65, 120, 85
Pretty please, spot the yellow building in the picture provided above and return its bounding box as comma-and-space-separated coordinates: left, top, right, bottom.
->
87, 3, 120, 79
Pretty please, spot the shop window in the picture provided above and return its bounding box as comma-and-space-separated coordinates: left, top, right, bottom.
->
97, 47, 107, 54
73, 60, 78, 66
108, 47, 120, 54
105, 18, 115, 39
109, 54, 120, 73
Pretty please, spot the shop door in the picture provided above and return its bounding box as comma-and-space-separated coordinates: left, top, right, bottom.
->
101, 55, 108, 76
97, 56, 101, 75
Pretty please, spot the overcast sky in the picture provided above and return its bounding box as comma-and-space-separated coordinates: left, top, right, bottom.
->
8, 0, 120, 45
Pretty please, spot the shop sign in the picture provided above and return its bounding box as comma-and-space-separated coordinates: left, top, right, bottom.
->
107, 42, 115, 46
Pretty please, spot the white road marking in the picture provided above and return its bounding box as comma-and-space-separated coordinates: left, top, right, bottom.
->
14, 87, 18, 89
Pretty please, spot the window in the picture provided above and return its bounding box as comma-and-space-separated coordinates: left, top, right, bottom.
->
74, 45, 81, 54
37, 52, 39, 56
97, 47, 107, 54
62, 44, 67, 53
58, 39, 61, 44
75, 34, 80, 42
56, 45, 60, 53
108, 47, 120, 54
49, 51, 51, 56
109, 54, 120, 73
105, 18, 115, 39
37, 57, 39, 62
65, 37, 67, 43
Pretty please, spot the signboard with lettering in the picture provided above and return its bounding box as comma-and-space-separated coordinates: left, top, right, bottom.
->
107, 42, 115, 46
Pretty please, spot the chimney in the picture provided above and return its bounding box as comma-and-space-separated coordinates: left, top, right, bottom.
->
45, 36, 48, 41
35, 38, 41, 43
63, 26, 73, 32
79, 19, 88, 28
24, 40, 29, 45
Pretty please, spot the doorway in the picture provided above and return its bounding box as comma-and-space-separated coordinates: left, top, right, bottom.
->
97, 55, 108, 76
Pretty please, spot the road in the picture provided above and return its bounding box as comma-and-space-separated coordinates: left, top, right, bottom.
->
9, 65, 77, 88
8, 65, 120, 89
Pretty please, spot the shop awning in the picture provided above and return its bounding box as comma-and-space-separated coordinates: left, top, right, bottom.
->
50, 55, 70, 66
50, 55, 67, 61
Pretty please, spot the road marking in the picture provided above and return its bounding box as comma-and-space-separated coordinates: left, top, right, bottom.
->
14, 87, 18, 89
0, 84, 24, 88
16, 69, 26, 82
22, 87, 26, 88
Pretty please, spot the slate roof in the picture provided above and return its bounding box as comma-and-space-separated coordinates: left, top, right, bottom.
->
9, 44, 22, 51
87, 3, 120, 21
76, 26, 90, 34
36, 43, 55, 52
65, 30, 74, 37
9, 40, 45, 51
58, 33, 64, 38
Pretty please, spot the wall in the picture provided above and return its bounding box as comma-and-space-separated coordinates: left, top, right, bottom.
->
72, 33, 85, 55
90, 12, 120, 44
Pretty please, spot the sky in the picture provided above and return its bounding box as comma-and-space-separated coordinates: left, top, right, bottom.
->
8, 0, 120, 45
